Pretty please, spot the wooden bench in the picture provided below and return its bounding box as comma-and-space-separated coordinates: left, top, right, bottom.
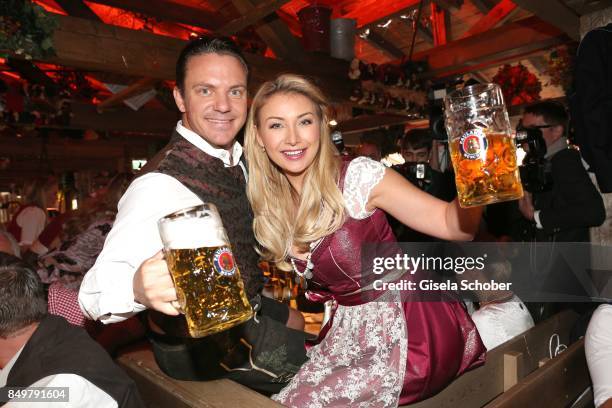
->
404, 309, 591, 408
117, 309, 590, 407
116, 345, 282, 408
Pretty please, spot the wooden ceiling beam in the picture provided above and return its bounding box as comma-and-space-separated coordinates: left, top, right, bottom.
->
337, 114, 413, 134
343, 0, 420, 28
70, 102, 176, 133
362, 5, 434, 45
96, 78, 159, 112
218, 0, 291, 35
44, 15, 349, 100
53, 1, 170, 113
228, 0, 303, 62
414, 20, 434, 44
6, 59, 58, 90
462, 0, 518, 38
470, 0, 497, 14
54, 0, 100, 21
510, 0, 580, 40
362, 30, 406, 59
431, 0, 463, 11
431, 2, 449, 46
414, 16, 567, 78
85, 0, 222, 31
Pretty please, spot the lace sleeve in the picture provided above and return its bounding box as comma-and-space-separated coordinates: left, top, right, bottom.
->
343, 156, 387, 219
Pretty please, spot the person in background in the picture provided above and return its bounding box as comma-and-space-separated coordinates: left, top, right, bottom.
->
7, 177, 57, 256
34, 173, 145, 356
586, 303, 612, 408
398, 129, 456, 201
0, 253, 144, 408
392, 129, 456, 242
38, 173, 134, 289
515, 101, 604, 242
515, 101, 605, 325
466, 259, 534, 350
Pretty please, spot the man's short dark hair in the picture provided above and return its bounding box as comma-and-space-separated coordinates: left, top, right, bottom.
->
175, 36, 249, 94
0, 253, 47, 337
524, 101, 569, 131
401, 128, 433, 151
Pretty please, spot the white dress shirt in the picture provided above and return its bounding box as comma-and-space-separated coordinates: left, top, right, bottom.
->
586, 304, 612, 408
470, 295, 535, 350
1, 347, 116, 408
79, 122, 246, 323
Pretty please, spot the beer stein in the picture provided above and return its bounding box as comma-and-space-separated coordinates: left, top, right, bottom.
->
444, 83, 524, 207
158, 203, 253, 338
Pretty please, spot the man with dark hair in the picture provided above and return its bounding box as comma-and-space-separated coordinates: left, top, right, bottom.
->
515, 101, 605, 324
79, 36, 307, 392
516, 100, 605, 242
400, 128, 432, 164
392, 128, 455, 242
0, 253, 144, 407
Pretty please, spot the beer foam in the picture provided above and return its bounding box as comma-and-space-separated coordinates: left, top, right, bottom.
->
159, 215, 227, 249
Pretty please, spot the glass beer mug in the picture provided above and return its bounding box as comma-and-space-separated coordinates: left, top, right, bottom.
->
444, 83, 524, 207
158, 203, 253, 338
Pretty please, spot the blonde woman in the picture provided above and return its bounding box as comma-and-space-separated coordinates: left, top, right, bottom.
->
245, 74, 486, 407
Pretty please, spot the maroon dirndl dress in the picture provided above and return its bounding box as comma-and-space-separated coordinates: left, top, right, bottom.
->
273, 157, 485, 407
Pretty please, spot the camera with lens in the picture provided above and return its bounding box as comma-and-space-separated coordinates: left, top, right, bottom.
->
515, 125, 552, 193
393, 161, 432, 190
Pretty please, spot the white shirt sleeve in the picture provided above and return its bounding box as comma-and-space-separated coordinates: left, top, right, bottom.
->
78, 173, 203, 323
4, 374, 117, 408
586, 304, 612, 408
16, 206, 46, 245
342, 156, 386, 219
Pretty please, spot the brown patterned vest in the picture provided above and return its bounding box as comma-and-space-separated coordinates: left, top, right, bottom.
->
140, 131, 262, 336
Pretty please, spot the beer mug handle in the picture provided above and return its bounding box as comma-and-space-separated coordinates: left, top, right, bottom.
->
161, 247, 186, 315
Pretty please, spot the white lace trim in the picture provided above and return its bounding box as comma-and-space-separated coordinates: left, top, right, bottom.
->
342, 157, 387, 220
272, 291, 407, 407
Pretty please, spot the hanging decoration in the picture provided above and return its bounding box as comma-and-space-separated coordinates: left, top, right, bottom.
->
0, 78, 75, 129
492, 63, 542, 106
545, 45, 576, 95
0, 0, 57, 59
348, 59, 429, 117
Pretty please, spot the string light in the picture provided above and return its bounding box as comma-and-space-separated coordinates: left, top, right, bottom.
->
377, 19, 392, 29
359, 28, 370, 39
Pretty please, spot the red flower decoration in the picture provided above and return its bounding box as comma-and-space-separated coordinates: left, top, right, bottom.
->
492, 63, 542, 106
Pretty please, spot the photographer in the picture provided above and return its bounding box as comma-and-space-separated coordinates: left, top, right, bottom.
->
392, 129, 455, 242
515, 101, 605, 326
515, 101, 605, 242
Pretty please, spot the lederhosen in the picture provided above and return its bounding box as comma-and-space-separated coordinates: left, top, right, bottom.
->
2, 315, 145, 408
138, 132, 307, 393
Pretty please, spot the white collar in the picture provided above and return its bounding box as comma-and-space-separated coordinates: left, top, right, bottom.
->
175, 121, 243, 167
0, 345, 25, 387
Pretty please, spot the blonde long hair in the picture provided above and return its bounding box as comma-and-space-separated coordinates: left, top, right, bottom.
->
245, 74, 345, 271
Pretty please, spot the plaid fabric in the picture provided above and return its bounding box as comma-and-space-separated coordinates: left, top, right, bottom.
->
47, 282, 87, 327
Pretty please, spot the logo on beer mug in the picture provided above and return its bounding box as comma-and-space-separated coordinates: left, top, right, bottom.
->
214, 247, 237, 276
459, 129, 488, 160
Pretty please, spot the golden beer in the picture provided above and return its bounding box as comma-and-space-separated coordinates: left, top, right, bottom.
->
445, 83, 524, 207
449, 131, 523, 207
158, 204, 253, 338
166, 245, 252, 338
